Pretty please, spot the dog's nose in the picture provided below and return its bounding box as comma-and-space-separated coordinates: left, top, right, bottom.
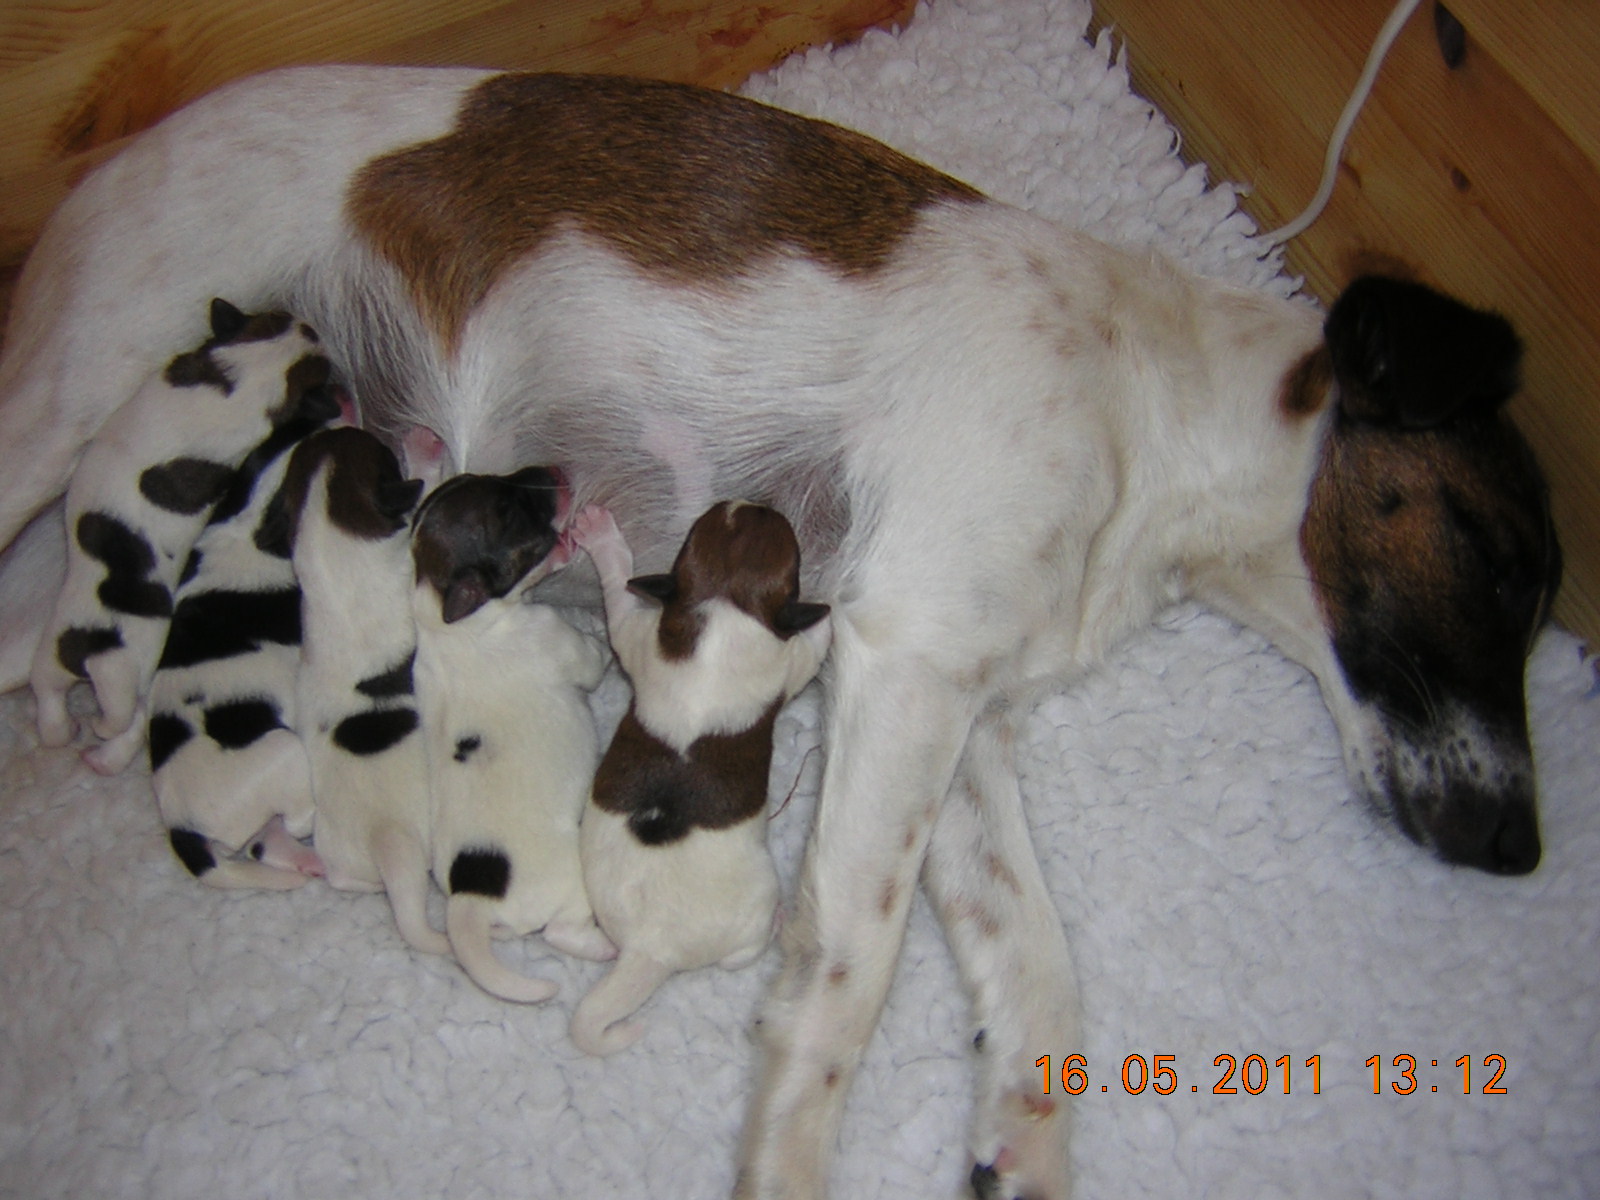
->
1484, 806, 1541, 875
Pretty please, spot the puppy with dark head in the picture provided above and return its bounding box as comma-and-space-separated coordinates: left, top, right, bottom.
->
570, 501, 830, 1055
149, 386, 344, 890
29, 298, 333, 774
411, 469, 614, 1004
267, 426, 443, 953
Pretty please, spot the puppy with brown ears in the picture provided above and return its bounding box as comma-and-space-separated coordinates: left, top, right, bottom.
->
411, 469, 615, 1004
570, 502, 830, 1056
264, 426, 444, 954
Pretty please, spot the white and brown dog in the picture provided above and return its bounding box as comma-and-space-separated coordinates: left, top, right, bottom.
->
150, 390, 342, 890
570, 502, 830, 1055
0, 70, 1562, 1200
28, 298, 331, 774
264, 425, 444, 955
410, 468, 614, 1003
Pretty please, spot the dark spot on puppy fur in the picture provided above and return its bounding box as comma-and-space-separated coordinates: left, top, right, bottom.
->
164, 349, 234, 393
454, 735, 482, 763
356, 651, 415, 699
592, 701, 782, 844
168, 827, 217, 878
148, 711, 194, 772
138, 458, 235, 515
973, 1028, 987, 1052
269, 428, 423, 552
158, 587, 302, 669
449, 847, 512, 898
203, 698, 284, 749
970, 1163, 1002, 1200
76, 511, 172, 618
57, 625, 122, 678
332, 707, 419, 756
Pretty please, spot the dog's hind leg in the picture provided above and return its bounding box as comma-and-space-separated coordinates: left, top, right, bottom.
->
923, 703, 1076, 1200
0, 503, 66, 693
373, 822, 450, 956
736, 641, 978, 1200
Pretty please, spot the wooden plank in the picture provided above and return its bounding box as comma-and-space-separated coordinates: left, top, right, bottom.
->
0, 0, 914, 303
1092, 0, 1600, 641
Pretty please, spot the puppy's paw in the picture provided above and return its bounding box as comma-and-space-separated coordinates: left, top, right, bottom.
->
569, 504, 620, 550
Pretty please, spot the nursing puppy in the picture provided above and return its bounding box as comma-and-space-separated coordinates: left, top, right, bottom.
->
150, 398, 342, 890
570, 503, 829, 1055
411, 469, 614, 1003
29, 299, 329, 773
266, 426, 443, 953
0, 70, 1563, 1199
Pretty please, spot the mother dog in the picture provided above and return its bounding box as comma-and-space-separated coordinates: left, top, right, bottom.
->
0, 68, 1560, 1200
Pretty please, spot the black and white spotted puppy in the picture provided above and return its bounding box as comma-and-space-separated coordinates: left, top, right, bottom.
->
150, 397, 343, 890
569, 502, 831, 1055
266, 426, 444, 953
411, 470, 615, 1003
29, 299, 330, 773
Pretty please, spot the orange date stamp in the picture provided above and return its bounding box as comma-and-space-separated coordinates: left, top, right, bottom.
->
1035, 1054, 1509, 1096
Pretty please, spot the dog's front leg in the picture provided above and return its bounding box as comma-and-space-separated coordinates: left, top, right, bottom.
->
923, 703, 1077, 1200
736, 642, 978, 1200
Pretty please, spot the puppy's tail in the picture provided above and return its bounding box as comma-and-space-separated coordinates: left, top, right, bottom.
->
569, 949, 673, 1056
445, 897, 559, 1004
373, 822, 450, 956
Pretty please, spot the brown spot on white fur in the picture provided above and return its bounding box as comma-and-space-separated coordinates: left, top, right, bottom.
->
1278, 346, 1332, 419
634, 501, 828, 662
266, 428, 422, 552
348, 73, 981, 351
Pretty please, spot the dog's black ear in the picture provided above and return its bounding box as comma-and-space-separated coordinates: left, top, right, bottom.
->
442, 571, 492, 624
209, 298, 248, 341
772, 600, 830, 638
295, 383, 343, 426
1324, 276, 1522, 428
378, 478, 426, 523
627, 573, 678, 605
253, 482, 295, 558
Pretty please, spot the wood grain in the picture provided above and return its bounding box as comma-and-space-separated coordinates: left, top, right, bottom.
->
1092, 0, 1600, 641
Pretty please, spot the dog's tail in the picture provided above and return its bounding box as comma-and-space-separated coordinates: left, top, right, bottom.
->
444, 896, 559, 1004
372, 821, 450, 955
569, 949, 673, 1056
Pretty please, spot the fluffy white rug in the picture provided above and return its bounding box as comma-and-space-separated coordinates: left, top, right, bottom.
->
3, 1, 1597, 1197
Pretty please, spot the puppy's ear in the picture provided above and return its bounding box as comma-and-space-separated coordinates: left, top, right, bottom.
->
1324, 276, 1522, 428
627, 574, 678, 605
442, 571, 492, 624
209, 298, 248, 341
773, 600, 830, 638
254, 482, 295, 558
378, 478, 426, 523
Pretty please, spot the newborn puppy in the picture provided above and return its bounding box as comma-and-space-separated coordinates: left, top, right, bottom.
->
411, 470, 614, 1003
266, 426, 443, 953
30, 299, 330, 772
150, 400, 341, 889
570, 502, 831, 1055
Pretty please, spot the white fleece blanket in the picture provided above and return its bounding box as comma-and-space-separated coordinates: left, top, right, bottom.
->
3, 2, 1598, 1197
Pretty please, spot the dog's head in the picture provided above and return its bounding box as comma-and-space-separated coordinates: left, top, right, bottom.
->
257, 426, 423, 556
630, 500, 830, 659
1301, 276, 1561, 874
411, 466, 568, 623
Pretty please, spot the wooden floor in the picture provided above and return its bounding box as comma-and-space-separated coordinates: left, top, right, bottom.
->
1092, 0, 1600, 641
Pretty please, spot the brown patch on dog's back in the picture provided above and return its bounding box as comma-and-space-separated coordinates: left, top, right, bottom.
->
348, 73, 982, 351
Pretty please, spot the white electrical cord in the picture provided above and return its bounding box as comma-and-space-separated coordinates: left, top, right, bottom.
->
1262, 0, 1428, 244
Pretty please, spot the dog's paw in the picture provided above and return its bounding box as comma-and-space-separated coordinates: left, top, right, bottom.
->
569, 504, 620, 550
968, 1088, 1070, 1200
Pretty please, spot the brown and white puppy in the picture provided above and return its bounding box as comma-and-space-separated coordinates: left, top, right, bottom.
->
29, 298, 331, 774
410, 469, 614, 1004
0, 71, 1562, 1199
264, 426, 443, 953
151, 392, 341, 890
570, 503, 830, 1055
